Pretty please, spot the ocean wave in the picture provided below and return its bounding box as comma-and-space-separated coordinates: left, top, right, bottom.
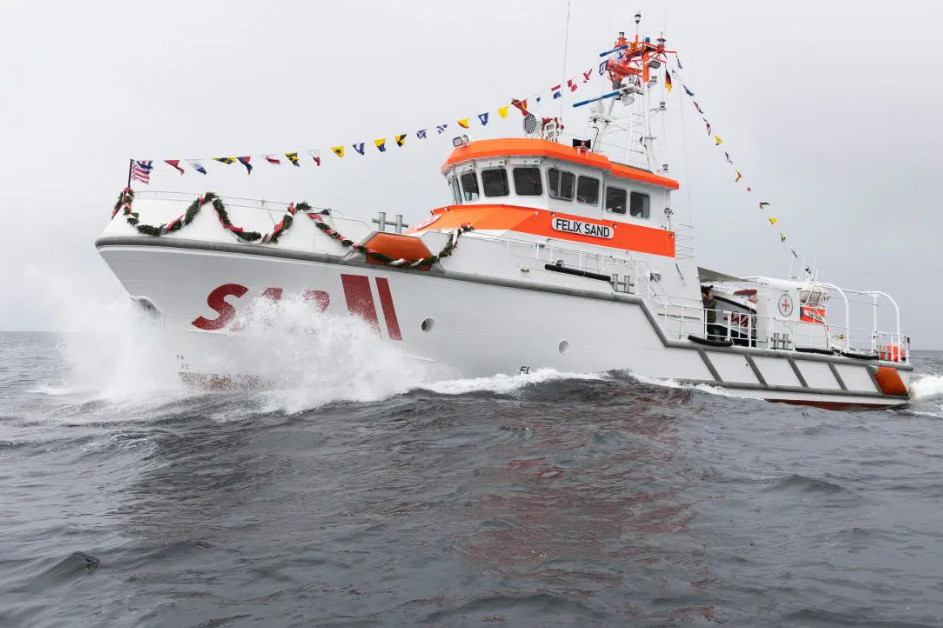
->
15, 551, 99, 593
768, 473, 848, 495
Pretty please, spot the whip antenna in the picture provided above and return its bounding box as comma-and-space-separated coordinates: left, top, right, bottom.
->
559, 0, 572, 120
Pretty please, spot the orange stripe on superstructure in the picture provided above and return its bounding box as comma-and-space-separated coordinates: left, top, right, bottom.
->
442, 138, 680, 190
413, 205, 676, 257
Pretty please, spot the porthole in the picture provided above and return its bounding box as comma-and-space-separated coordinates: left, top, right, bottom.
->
421, 318, 435, 332
558, 340, 570, 355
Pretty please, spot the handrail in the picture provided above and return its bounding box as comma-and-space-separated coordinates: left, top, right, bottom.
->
855, 289, 901, 355
817, 282, 851, 352
133, 189, 337, 214
690, 306, 904, 357
815, 284, 904, 358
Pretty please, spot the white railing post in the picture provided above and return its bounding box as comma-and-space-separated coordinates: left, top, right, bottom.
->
819, 282, 851, 352
869, 290, 902, 358
872, 294, 878, 353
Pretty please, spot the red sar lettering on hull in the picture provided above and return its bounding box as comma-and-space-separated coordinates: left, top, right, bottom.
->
190, 275, 402, 340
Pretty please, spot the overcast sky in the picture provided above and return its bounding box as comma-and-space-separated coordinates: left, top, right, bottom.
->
2, 0, 941, 348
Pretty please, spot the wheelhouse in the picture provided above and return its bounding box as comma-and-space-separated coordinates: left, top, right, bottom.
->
441, 138, 679, 228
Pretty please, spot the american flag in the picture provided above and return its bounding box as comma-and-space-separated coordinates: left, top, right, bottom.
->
131, 160, 153, 185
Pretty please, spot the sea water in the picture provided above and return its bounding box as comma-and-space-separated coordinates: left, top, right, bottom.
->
2, 300, 943, 627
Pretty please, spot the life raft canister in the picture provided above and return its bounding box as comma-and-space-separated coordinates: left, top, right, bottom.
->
879, 344, 902, 362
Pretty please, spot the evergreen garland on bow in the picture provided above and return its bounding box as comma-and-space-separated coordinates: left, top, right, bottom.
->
113, 188, 273, 241
111, 189, 472, 267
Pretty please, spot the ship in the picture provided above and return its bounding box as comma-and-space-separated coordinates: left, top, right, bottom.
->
97, 23, 912, 409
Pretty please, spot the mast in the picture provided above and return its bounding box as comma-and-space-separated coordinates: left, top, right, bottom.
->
577, 11, 674, 173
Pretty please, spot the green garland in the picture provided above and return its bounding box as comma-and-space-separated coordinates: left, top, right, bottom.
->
111, 189, 473, 267
113, 188, 265, 241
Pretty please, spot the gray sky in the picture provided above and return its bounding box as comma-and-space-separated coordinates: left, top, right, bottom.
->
2, 0, 941, 347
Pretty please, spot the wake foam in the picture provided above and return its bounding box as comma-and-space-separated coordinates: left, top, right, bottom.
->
222, 300, 612, 410
26, 384, 76, 396
422, 368, 605, 396
910, 373, 943, 402
49, 294, 613, 415
906, 373, 943, 418
52, 294, 428, 415
56, 300, 185, 403
627, 372, 739, 398
226, 296, 428, 413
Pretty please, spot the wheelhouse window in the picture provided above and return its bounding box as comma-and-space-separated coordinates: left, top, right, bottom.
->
547, 168, 575, 200
460, 172, 479, 201
576, 176, 600, 206
449, 177, 462, 205
481, 168, 509, 197
513, 167, 543, 196
605, 186, 627, 214
629, 191, 650, 218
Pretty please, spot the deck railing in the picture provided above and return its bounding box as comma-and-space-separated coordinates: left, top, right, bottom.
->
131, 190, 339, 219
675, 307, 910, 362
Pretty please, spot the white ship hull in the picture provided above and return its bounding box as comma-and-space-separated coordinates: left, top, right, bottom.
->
97, 235, 914, 409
